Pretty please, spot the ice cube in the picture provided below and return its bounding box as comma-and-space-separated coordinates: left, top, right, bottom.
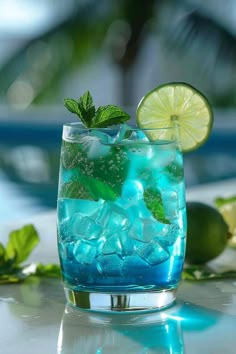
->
149, 143, 176, 169
58, 240, 75, 261
142, 218, 162, 237
71, 213, 102, 240
58, 241, 67, 260
128, 216, 180, 248
136, 240, 169, 266
102, 231, 135, 258
119, 230, 135, 256
125, 199, 153, 220
73, 240, 97, 264
95, 203, 130, 232
96, 254, 123, 276
95, 203, 111, 226
125, 129, 149, 142
114, 124, 132, 143
161, 189, 179, 219
102, 234, 122, 255
80, 130, 111, 159
129, 218, 146, 243
57, 199, 103, 221
122, 179, 143, 204
128, 143, 153, 159
154, 224, 179, 247
129, 217, 164, 243
58, 217, 71, 242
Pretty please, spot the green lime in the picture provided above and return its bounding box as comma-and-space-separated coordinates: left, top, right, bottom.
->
186, 201, 230, 264
215, 196, 236, 248
136, 82, 213, 152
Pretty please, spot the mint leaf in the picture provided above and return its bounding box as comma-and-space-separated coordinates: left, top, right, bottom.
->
77, 90, 96, 127
59, 182, 93, 200
0, 257, 17, 275
0, 274, 23, 284
35, 263, 61, 278
64, 91, 130, 128
78, 90, 94, 111
60, 140, 129, 201
0, 243, 5, 267
64, 98, 81, 116
5, 224, 39, 265
64, 98, 89, 127
91, 105, 130, 128
182, 265, 236, 281
0, 225, 61, 284
59, 179, 118, 202
144, 188, 170, 223
84, 176, 118, 201
64, 91, 96, 128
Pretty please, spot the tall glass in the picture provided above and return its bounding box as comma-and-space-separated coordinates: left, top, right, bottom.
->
57, 123, 186, 312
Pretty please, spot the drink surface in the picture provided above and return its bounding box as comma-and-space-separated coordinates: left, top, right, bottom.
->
57, 127, 186, 292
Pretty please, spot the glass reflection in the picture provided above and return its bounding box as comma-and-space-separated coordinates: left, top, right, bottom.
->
57, 304, 185, 354
57, 301, 223, 354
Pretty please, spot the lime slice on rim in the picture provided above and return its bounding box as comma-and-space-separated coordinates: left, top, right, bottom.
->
136, 82, 213, 152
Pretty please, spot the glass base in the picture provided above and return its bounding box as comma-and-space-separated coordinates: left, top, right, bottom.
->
64, 287, 177, 313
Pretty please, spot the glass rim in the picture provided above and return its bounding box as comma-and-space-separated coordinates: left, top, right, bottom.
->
63, 122, 176, 132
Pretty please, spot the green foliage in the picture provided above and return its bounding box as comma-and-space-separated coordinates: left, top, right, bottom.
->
5, 225, 39, 265
182, 265, 236, 281
0, 224, 61, 284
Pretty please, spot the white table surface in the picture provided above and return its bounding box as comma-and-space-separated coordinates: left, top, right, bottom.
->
1, 179, 236, 354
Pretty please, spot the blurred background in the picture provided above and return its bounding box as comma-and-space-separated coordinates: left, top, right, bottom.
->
0, 0, 236, 221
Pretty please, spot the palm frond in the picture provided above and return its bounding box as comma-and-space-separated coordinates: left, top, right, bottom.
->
0, 0, 113, 105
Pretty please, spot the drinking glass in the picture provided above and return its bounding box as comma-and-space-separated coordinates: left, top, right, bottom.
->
57, 123, 186, 312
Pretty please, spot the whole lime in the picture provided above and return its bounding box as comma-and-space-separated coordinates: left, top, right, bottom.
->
186, 201, 230, 264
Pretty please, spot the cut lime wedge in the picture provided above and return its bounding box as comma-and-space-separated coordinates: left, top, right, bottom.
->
136, 82, 213, 152
215, 196, 236, 247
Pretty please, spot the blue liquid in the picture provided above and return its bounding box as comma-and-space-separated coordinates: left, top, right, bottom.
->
57, 136, 186, 293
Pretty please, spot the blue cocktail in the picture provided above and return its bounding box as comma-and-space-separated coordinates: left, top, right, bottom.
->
57, 124, 186, 311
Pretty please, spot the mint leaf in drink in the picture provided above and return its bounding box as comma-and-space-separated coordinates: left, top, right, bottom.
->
64, 90, 130, 128
59, 182, 93, 200
144, 188, 170, 223
91, 105, 130, 128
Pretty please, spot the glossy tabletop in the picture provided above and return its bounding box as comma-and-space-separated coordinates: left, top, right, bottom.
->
1, 179, 236, 354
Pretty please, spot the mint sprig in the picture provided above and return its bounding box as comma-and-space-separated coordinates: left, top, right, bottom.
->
64, 90, 130, 128
0, 224, 60, 284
